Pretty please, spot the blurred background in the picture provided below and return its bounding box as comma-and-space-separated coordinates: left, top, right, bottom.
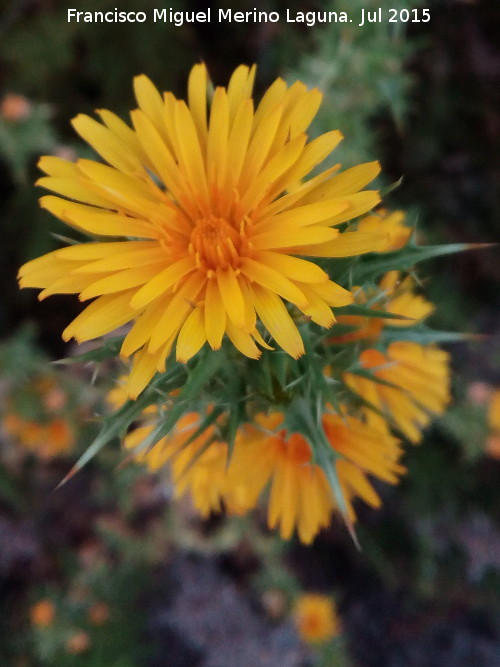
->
1, 0, 500, 665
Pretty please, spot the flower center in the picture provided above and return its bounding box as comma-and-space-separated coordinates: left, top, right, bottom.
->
189, 215, 242, 272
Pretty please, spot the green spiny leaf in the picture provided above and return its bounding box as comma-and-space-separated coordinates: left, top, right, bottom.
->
55, 391, 153, 489
381, 327, 483, 345
334, 303, 414, 321
352, 240, 489, 282
54, 336, 125, 365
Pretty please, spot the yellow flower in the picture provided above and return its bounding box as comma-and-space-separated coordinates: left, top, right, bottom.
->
293, 594, 341, 644
30, 599, 55, 628
226, 411, 404, 543
19, 64, 386, 398
3, 413, 74, 459
1, 93, 31, 122
329, 270, 434, 344
344, 343, 451, 443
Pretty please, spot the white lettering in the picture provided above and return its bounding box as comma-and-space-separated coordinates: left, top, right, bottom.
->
287, 10, 348, 26
154, 8, 167, 22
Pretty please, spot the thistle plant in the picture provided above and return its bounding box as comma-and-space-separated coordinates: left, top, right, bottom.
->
18, 64, 475, 544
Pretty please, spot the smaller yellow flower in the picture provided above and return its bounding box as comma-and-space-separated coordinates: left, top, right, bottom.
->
3, 413, 74, 459
227, 414, 333, 543
226, 410, 404, 543
330, 270, 434, 344
344, 343, 450, 443
293, 594, 341, 644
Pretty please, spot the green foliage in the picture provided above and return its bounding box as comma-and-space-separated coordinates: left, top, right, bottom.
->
0, 102, 57, 184
287, 0, 425, 167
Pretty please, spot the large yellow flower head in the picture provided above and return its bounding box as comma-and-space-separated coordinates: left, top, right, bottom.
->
18, 64, 385, 398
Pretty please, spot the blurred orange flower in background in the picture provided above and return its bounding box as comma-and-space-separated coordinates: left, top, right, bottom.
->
293, 593, 341, 644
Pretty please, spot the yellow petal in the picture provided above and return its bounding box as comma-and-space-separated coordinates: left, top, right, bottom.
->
338, 461, 382, 508
174, 101, 209, 211
130, 109, 189, 210
126, 343, 172, 399
148, 273, 205, 352
71, 244, 165, 273
78, 262, 165, 301
71, 114, 143, 175
320, 191, 381, 226
227, 64, 254, 120
294, 230, 387, 257
97, 109, 151, 169
18, 251, 81, 286
240, 133, 307, 212
176, 305, 206, 362
38, 272, 103, 300
251, 284, 304, 358
121, 296, 171, 356
296, 284, 335, 327
240, 257, 308, 308
288, 88, 322, 136
251, 327, 273, 350
204, 278, 226, 349
133, 74, 168, 143
130, 257, 196, 309
256, 199, 349, 233
297, 280, 353, 307
62, 290, 137, 342
253, 251, 328, 284
283, 130, 343, 185
216, 267, 245, 329
251, 226, 338, 251
76, 159, 163, 218
239, 278, 257, 332
300, 161, 381, 203
40, 196, 155, 239
253, 77, 287, 128
38, 156, 79, 177
36, 175, 113, 209
207, 88, 229, 187
188, 63, 208, 146
263, 164, 340, 218
239, 103, 283, 190
225, 320, 261, 359
55, 241, 149, 261
224, 98, 254, 190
